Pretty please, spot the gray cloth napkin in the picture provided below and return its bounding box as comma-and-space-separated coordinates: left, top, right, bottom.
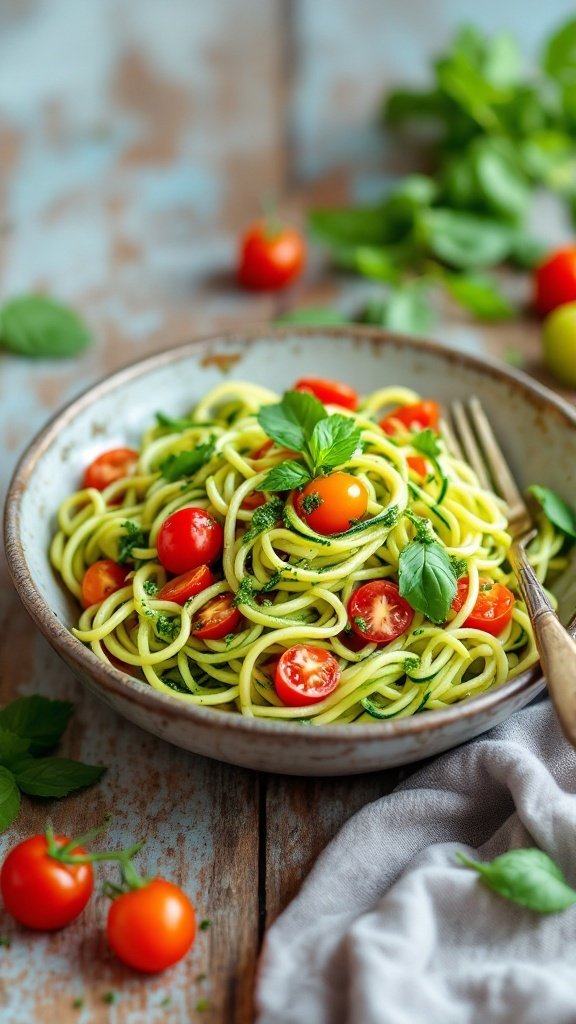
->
255, 700, 576, 1024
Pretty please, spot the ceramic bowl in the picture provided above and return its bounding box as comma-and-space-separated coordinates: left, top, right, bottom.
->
5, 327, 576, 775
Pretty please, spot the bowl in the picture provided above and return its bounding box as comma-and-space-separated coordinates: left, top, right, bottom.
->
5, 327, 576, 775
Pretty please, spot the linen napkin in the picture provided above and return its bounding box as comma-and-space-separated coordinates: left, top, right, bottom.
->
256, 699, 576, 1024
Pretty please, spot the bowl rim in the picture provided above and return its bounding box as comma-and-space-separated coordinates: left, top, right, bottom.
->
5, 324, 575, 741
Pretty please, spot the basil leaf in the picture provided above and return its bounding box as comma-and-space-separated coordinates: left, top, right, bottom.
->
457, 849, 576, 913
160, 439, 216, 482
399, 537, 457, 623
257, 461, 311, 493
155, 412, 197, 431
0, 295, 92, 359
542, 18, 576, 83
412, 429, 441, 459
0, 729, 31, 765
309, 205, 392, 247
274, 308, 349, 326
444, 272, 514, 320
508, 232, 547, 270
423, 209, 514, 269
243, 497, 285, 543
0, 768, 20, 833
527, 485, 576, 540
361, 283, 436, 335
384, 88, 448, 126
471, 139, 530, 221
12, 758, 106, 797
257, 391, 325, 454
309, 415, 363, 471
117, 521, 148, 564
0, 696, 73, 755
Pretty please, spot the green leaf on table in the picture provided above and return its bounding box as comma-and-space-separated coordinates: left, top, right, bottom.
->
0, 729, 31, 765
257, 461, 312, 494
0, 696, 73, 755
527, 485, 576, 540
274, 308, 349, 326
308, 415, 363, 471
457, 848, 576, 913
542, 18, 576, 82
423, 209, 514, 269
443, 272, 515, 320
12, 758, 106, 797
159, 439, 216, 482
361, 283, 436, 335
0, 768, 20, 833
257, 391, 325, 455
0, 295, 92, 359
399, 519, 457, 623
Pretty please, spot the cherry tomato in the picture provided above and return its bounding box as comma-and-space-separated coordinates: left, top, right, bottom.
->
348, 581, 414, 644
296, 473, 368, 535
157, 507, 224, 575
157, 565, 216, 605
380, 400, 440, 435
1, 835, 93, 930
452, 576, 515, 635
191, 593, 242, 640
534, 246, 576, 317
241, 491, 267, 511
275, 645, 341, 706
106, 879, 196, 973
542, 301, 576, 387
406, 455, 428, 478
83, 448, 138, 491
237, 220, 306, 291
82, 559, 127, 608
250, 439, 297, 462
293, 378, 358, 411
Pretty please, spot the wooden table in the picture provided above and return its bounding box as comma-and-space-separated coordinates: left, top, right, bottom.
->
0, 2, 573, 1021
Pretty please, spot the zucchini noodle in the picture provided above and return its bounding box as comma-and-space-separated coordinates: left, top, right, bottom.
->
50, 381, 567, 725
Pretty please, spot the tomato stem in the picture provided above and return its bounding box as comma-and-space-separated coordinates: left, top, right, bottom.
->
44, 820, 147, 876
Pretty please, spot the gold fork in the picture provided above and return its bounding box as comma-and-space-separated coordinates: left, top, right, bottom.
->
446, 396, 576, 747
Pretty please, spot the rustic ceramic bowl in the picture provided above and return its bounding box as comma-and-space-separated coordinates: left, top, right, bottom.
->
5, 327, 576, 775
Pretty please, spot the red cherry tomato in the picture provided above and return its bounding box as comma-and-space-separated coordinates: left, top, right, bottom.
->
406, 455, 428, 478
83, 448, 138, 491
296, 473, 368, 535
157, 565, 216, 605
82, 559, 127, 608
274, 645, 341, 706
191, 593, 242, 640
237, 220, 306, 291
157, 507, 224, 575
106, 879, 196, 973
534, 246, 576, 317
348, 581, 414, 644
293, 378, 358, 411
452, 576, 515, 635
380, 400, 440, 435
0, 835, 93, 930
241, 491, 267, 511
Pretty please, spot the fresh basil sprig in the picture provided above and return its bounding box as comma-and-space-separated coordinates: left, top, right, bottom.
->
256, 391, 363, 492
159, 438, 216, 482
0, 295, 92, 359
527, 485, 576, 541
398, 514, 458, 623
457, 848, 576, 913
0, 696, 106, 833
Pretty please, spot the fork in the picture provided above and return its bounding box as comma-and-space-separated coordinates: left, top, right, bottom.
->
446, 396, 576, 747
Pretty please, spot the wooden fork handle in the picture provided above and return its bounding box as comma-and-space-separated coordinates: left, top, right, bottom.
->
510, 541, 576, 748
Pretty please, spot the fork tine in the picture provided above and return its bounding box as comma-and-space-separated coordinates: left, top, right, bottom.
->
450, 401, 493, 491
466, 397, 526, 515
440, 415, 465, 463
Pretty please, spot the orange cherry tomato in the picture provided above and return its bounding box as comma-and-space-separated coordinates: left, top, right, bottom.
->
106, 879, 196, 973
406, 455, 428, 477
293, 378, 358, 411
296, 473, 368, 535
274, 645, 341, 706
157, 507, 224, 575
452, 576, 515, 635
380, 400, 440, 435
237, 220, 306, 291
82, 560, 127, 608
348, 581, 414, 644
534, 246, 576, 316
83, 448, 138, 491
191, 593, 242, 641
157, 565, 216, 605
1, 835, 93, 930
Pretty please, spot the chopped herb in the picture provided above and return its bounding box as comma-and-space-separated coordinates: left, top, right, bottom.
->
353, 616, 369, 633
196, 999, 210, 1012
160, 996, 172, 1008
143, 579, 159, 595
412, 627, 425, 636
72, 998, 84, 1009
450, 556, 468, 578
224, 632, 237, 647
155, 615, 180, 642
159, 438, 216, 482
301, 491, 323, 514
196, 973, 208, 983
404, 654, 421, 673
243, 497, 284, 543
0, 936, 11, 948
481, 582, 493, 591
118, 521, 148, 564
102, 992, 117, 1005
233, 576, 255, 608
199, 918, 212, 930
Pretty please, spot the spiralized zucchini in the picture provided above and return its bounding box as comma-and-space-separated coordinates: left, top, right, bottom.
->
50, 381, 567, 725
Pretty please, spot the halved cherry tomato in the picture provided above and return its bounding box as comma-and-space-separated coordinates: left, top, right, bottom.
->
380, 400, 440, 435
83, 448, 138, 491
237, 220, 306, 291
191, 593, 241, 641
250, 439, 297, 461
1, 835, 93, 930
157, 507, 224, 575
274, 645, 341, 706
106, 878, 196, 973
406, 455, 428, 478
82, 559, 127, 608
348, 581, 414, 644
293, 378, 358, 411
534, 246, 576, 316
157, 565, 216, 605
338, 629, 370, 653
296, 472, 368, 535
452, 576, 515, 635
241, 491, 267, 510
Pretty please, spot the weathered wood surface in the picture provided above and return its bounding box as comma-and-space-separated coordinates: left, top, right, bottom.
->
0, 1, 575, 1021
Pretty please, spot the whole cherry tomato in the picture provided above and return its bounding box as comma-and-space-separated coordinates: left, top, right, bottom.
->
296, 473, 368, 535
274, 645, 341, 706
348, 581, 414, 644
452, 576, 515, 635
107, 878, 196, 973
1, 834, 93, 930
293, 378, 358, 411
380, 400, 440, 435
83, 448, 138, 491
534, 246, 576, 316
156, 507, 224, 575
82, 559, 127, 608
237, 220, 306, 291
